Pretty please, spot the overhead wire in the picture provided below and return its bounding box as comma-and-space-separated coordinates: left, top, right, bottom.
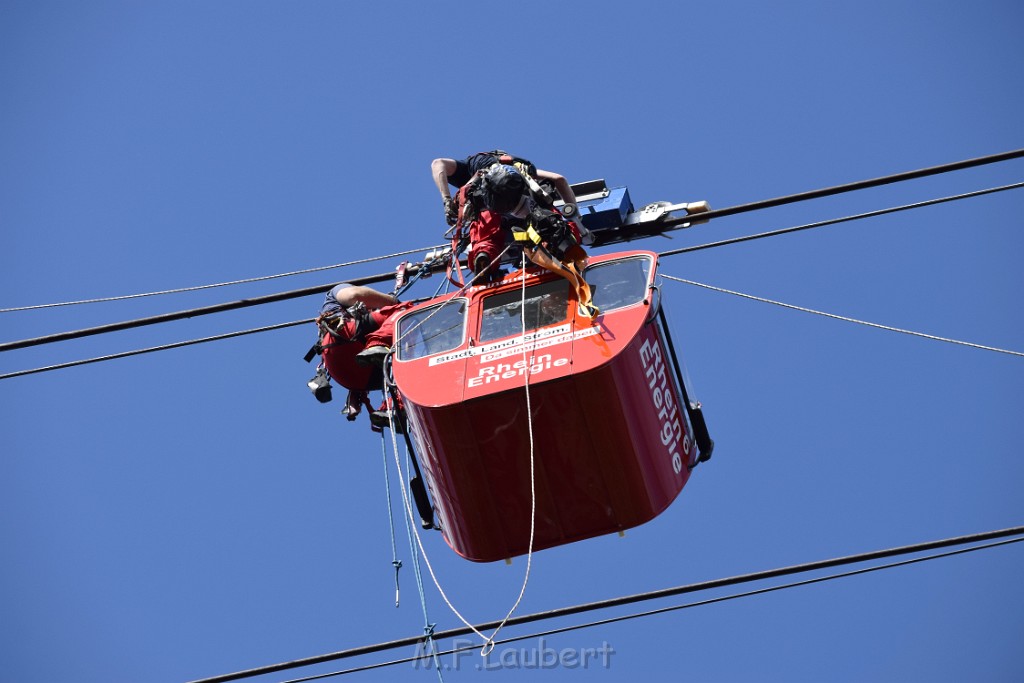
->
651, 146, 1024, 233
12, 149, 1019, 315
281, 535, 1024, 682
4, 148, 1018, 316
0, 276, 381, 353
1, 147, 1020, 344
3, 179, 1021, 357
187, 524, 1024, 683
0, 244, 446, 314
2, 178, 1022, 381
0, 320, 312, 380
661, 275, 1024, 358
660, 180, 1024, 257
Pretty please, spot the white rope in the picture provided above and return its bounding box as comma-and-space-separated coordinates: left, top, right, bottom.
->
662, 274, 1024, 358
384, 413, 492, 644
481, 250, 538, 656
384, 249, 539, 656
0, 244, 445, 313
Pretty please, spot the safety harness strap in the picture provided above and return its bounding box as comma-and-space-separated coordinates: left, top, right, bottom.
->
521, 244, 598, 319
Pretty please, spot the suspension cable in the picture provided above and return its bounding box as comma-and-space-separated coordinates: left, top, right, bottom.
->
187, 524, 1024, 683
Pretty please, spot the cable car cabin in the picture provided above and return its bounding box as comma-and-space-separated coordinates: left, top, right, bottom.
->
392, 250, 712, 562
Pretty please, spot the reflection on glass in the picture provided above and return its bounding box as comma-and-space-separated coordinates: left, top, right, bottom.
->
397, 299, 467, 360
585, 256, 652, 312
480, 279, 570, 342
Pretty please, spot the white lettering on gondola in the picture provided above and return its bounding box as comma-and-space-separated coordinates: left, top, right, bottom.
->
429, 324, 600, 367
467, 354, 570, 388
640, 338, 690, 475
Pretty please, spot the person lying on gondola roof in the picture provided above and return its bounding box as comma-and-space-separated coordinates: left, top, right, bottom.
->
432, 152, 597, 317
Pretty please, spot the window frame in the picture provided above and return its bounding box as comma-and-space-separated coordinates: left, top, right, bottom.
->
395, 297, 469, 361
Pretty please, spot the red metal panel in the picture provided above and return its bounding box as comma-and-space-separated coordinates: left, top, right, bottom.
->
394, 251, 700, 562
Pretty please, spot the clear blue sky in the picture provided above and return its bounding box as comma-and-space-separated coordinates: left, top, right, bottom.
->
2, 2, 1023, 681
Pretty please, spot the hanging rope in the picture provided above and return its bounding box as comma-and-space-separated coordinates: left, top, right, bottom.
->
380, 249, 540, 658
377, 432, 403, 608
383, 405, 490, 645
398, 444, 445, 681
480, 250, 539, 656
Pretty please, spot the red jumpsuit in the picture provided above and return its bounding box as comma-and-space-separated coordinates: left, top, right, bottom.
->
321, 302, 412, 391
467, 209, 505, 273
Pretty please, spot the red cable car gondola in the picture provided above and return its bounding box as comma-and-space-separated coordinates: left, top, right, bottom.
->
391, 249, 713, 562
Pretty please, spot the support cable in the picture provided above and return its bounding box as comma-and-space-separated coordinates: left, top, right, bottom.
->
651, 147, 1024, 233
2, 176, 1020, 356
0, 319, 311, 380
4, 180, 1022, 381
281, 535, 1024, 682
8, 255, 1021, 384
0, 250, 492, 381
0, 273, 390, 354
660, 181, 1024, 257
187, 524, 1024, 683
661, 275, 1024, 358
7, 150, 1020, 312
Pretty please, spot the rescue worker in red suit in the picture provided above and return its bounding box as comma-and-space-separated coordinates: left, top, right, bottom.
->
432, 152, 579, 223
316, 283, 413, 427
430, 152, 588, 278
443, 161, 599, 316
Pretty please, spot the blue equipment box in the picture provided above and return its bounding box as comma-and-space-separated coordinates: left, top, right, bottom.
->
577, 186, 633, 232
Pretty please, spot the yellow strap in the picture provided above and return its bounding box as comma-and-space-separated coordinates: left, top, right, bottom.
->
512, 227, 542, 244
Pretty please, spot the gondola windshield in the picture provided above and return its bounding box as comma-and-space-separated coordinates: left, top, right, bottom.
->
397, 298, 467, 361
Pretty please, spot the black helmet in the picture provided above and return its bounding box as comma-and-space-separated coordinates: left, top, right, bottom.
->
484, 164, 526, 214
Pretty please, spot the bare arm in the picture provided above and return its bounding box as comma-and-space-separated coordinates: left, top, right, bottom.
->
431, 158, 458, 201
333, 285, 397, 309
535, 168, 576, 205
